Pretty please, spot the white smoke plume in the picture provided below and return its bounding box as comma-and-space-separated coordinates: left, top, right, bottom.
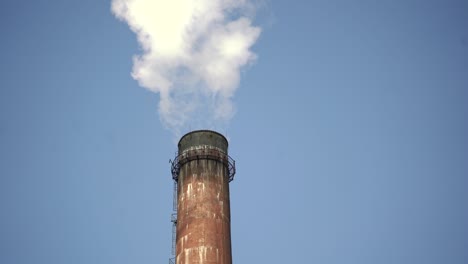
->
111, 0, 261, 136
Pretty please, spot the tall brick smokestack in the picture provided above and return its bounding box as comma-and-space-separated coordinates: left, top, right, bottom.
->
171, 130, 236, 264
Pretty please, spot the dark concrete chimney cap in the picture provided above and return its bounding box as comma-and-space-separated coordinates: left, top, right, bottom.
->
178, 130, 228, 153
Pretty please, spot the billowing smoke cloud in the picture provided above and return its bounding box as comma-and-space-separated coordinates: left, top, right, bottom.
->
111, 0, 261, 136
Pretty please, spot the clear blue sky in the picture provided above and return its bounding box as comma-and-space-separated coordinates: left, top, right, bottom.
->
1, 1, 467, 263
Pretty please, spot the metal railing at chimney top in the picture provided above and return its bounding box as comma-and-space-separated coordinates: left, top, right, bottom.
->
170, 145, 236, 182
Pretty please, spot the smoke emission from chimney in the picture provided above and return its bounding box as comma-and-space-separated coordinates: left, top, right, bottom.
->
111, 0, 261, 136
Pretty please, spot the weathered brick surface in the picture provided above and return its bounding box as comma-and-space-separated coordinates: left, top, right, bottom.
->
176, 159, 232, 264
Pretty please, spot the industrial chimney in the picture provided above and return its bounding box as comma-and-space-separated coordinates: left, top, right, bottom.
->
170, 130, 236, 264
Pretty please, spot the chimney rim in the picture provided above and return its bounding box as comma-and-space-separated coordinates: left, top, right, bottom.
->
178, 129, 228, 146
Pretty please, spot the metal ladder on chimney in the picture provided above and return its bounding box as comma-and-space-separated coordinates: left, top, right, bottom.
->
169, 181, 177, 264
